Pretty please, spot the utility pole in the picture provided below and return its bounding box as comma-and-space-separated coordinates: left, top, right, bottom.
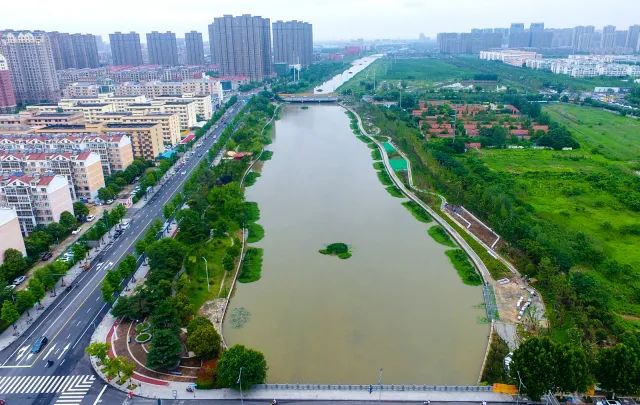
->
237, 367, 244, 405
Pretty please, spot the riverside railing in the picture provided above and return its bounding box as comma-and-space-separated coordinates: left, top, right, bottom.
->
254, 384, 492, 392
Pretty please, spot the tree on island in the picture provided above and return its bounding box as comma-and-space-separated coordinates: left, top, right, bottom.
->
319, 242, 352, 259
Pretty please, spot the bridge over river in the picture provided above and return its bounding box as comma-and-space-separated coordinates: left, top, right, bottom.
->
278, 92, 339, 103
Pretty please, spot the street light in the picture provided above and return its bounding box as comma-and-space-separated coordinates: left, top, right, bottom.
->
377, 368, 383, 402
201, 257, 210, 292
237, 367, 244, 405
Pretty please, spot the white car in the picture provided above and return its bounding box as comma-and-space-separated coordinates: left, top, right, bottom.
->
12, 276, 26, 285
72, 227, 82, 235
86, 215, 95, 222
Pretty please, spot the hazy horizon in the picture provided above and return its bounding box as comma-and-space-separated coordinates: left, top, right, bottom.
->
2, 0, 639, 42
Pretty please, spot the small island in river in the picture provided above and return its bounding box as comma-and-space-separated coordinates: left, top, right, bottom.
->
319, 242, 352, 259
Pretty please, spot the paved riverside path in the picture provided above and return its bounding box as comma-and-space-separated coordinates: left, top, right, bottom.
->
343, 105, 493, 284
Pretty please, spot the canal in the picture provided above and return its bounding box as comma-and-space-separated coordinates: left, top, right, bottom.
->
223, 60, 488, 385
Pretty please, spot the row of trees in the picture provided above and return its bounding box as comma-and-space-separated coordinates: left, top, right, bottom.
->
511, 334, 640, 399
86, 342, 135, 384
97, 159, 151, 202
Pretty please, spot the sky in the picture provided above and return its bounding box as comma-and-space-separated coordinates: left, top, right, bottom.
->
2, 0, 639, 42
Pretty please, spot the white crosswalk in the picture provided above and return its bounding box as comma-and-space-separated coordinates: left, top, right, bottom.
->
0, 374, 95, 397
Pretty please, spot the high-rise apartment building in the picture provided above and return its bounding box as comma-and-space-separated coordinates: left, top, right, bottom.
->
48, 32, 99, 69
208, 14, 273, 81
0, 31, 60, 103
0, 54, 17, 113
146, 31, 178, 66
109, 32, 143, 66
627, 25, 640, 51
573, 26, 596, 52
508, 23, 529, 48
185, 31, 205, 65
0, 174, 74, 235
272, 20, 313, 67
601, 25, 616, 49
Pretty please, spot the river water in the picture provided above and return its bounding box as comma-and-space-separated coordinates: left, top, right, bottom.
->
223, 60, 488, 385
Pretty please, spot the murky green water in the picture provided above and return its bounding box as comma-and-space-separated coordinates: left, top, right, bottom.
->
223, 103, 488, 385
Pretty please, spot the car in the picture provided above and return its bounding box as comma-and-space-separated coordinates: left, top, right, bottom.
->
106, 199, 114, 205
45, 360, 54, 368
30, 336, 48, 353
40, 251, 53, 261
181, 171, 187, 175
4, 285, 16, 292
12, 276, 26, 285
71, 227, 82, 235
86, 215, 95, 222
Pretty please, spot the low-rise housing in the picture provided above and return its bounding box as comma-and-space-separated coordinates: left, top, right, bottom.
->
103, 123, 164, 160
0, 150, 105, 200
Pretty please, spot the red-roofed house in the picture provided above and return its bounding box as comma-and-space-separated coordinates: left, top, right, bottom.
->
511, 129, 531, 140
465, 142, 482, 150
532, 125, 549, 133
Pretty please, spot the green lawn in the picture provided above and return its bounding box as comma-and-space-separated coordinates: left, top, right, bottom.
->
545, 103, 640, 162
182, 237, 232, 311
477, 146, 640, 318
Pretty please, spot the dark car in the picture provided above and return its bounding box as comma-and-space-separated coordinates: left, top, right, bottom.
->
40, 251, 53, 261
31, 336, 48, 353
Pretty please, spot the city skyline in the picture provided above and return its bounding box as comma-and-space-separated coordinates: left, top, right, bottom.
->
2, 0, 639, 41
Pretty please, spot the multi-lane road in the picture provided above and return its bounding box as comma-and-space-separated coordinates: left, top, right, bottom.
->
0, 96, 247, 405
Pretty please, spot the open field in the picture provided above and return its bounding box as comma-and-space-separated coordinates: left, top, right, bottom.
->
545, 103, 640, 162
340, 56, 630, 94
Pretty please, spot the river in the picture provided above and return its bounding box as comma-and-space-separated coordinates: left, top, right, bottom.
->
223, 59, 488, 385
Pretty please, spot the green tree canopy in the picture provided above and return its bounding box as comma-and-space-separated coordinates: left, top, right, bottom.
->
595, 342, 640, 396
146, 329, 182, 371
187, 323, 221, 360
1, 301, 20, 326
216, 344, 267, 389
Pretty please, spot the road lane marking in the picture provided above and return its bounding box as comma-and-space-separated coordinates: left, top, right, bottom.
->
92, 384, 107, 405
44, 343, 57, 358
57, 344, 70, 360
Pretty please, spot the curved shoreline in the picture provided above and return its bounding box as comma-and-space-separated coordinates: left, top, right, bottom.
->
342, 103, 493, 381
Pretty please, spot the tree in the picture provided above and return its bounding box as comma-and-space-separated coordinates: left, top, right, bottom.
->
86, 342, 110, 363
73, 202, 89, 220
15, 290, 35, 313
28, 278, 45, 302
595, 343, 640, 396
118, 356, 135, 383
1, 249, 28, 281
187, 316, 213, 336
1, 301, 20, 326
556, 343, 592, 393
146, 238, 186, 274
187, 323, 221, 360
101, 279, 117, 303
216, 345, 267, 389
24, 230, 53, 259
510, 337, 559, 400
150, 301, 179, 331
59, 211, 77, 231
146, 329, 182, 371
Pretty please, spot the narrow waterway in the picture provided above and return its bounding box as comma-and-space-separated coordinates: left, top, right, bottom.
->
224, 101, 488, 384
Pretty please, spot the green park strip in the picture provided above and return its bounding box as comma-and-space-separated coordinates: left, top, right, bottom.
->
385, 185, 404, 198
373, 161, 385, 170
319, 242, 352, 259
445, 249, 483, 286
370, 148, 382, 161
427, 225, 457, 247
376, 169, 393, 186
259, 150, 274, 161
247, 222, 265, 243
238, 248, 264, 283
401, 201, 433, 223
244, 171, 261, 187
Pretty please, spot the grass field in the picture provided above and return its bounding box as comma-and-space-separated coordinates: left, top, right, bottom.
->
545, 103, 640, 162
475, 107, 640, 320
183, 237, 232, 310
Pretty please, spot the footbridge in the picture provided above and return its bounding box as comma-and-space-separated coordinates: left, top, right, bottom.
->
278, 92, 339, 103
